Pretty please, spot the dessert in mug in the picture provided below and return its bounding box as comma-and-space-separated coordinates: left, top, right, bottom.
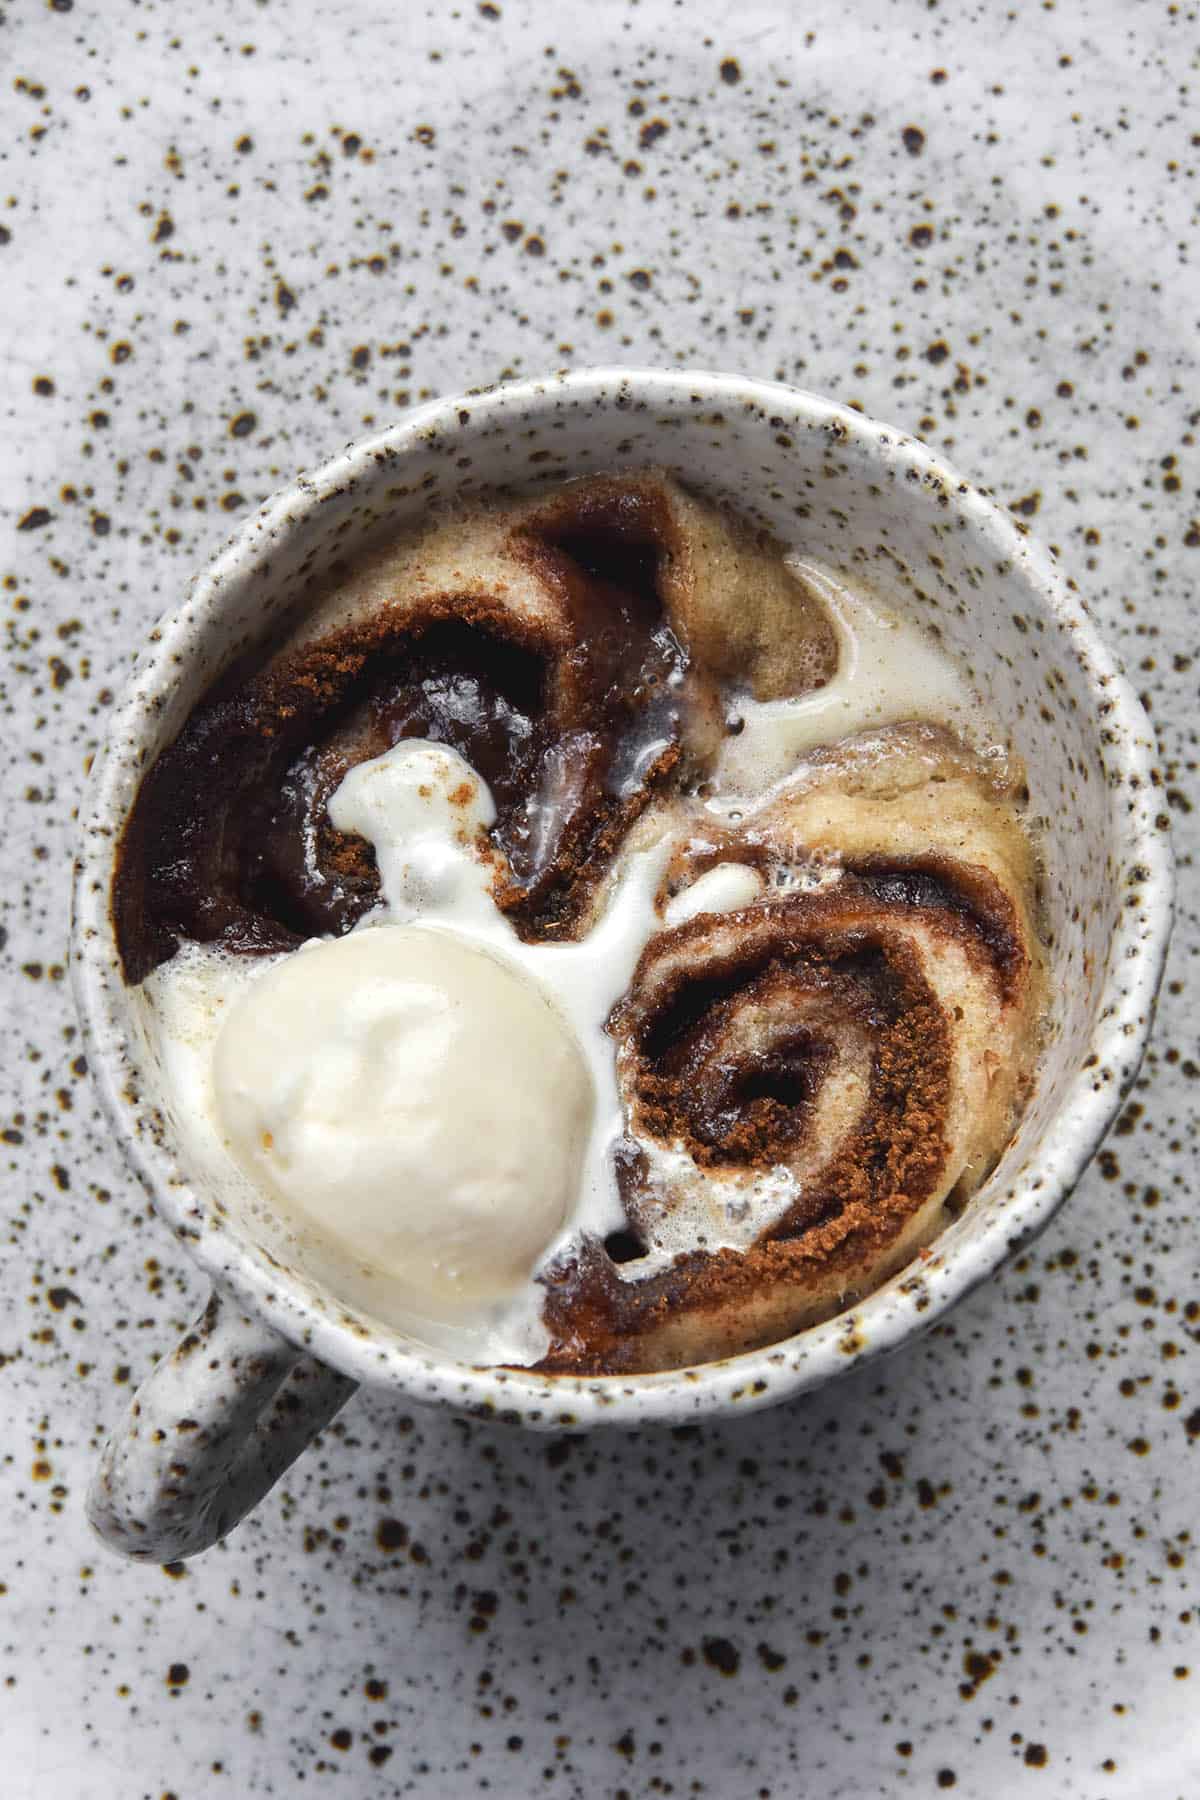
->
115, 472, 1046, 1374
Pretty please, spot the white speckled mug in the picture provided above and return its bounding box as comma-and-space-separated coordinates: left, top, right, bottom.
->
70, 368, 1172, 1563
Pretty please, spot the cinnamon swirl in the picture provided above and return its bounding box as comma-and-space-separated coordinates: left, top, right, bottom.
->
116, 470, 836, 982
539, 723, 1044, 1373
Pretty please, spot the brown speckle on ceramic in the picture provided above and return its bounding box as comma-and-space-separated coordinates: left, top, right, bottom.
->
3, 1, 1195, 1794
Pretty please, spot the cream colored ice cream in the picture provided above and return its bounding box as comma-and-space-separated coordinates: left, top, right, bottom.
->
212, 926, 593, 1302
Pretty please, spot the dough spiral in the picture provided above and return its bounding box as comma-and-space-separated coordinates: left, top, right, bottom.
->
537, 724, 1045, 1373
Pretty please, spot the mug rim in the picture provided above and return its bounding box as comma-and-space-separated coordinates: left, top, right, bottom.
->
70, 366, 1174, 1427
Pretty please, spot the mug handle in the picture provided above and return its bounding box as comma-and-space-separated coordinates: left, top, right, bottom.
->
87, 1286, 357, 1563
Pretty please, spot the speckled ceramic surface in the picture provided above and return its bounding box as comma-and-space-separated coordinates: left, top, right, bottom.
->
70, 367, 1168, 1565
3, 2, 1196, 1795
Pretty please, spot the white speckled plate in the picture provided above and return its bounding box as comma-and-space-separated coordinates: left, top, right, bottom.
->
1, 2, 1195, 1796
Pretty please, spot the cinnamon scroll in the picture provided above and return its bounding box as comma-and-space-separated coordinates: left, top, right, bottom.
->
115, 471, 836, 982
537, 724, 1044, 1374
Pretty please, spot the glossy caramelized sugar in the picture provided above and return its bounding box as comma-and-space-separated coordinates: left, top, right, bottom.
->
115, 472, 1044, 1374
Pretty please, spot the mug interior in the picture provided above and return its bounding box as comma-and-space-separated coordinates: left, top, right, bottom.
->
73, 369, 1169, 1425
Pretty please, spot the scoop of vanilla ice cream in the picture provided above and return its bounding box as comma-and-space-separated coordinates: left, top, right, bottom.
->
212, 925, 592, 1304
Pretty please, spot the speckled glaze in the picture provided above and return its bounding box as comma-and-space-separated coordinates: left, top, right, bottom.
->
70, 367, 1172, 1559
7, 1, 1199, 1792
87, 1291, 354, 1563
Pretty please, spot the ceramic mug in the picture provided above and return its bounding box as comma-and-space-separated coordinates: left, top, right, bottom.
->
70, 368, 1172, 1563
